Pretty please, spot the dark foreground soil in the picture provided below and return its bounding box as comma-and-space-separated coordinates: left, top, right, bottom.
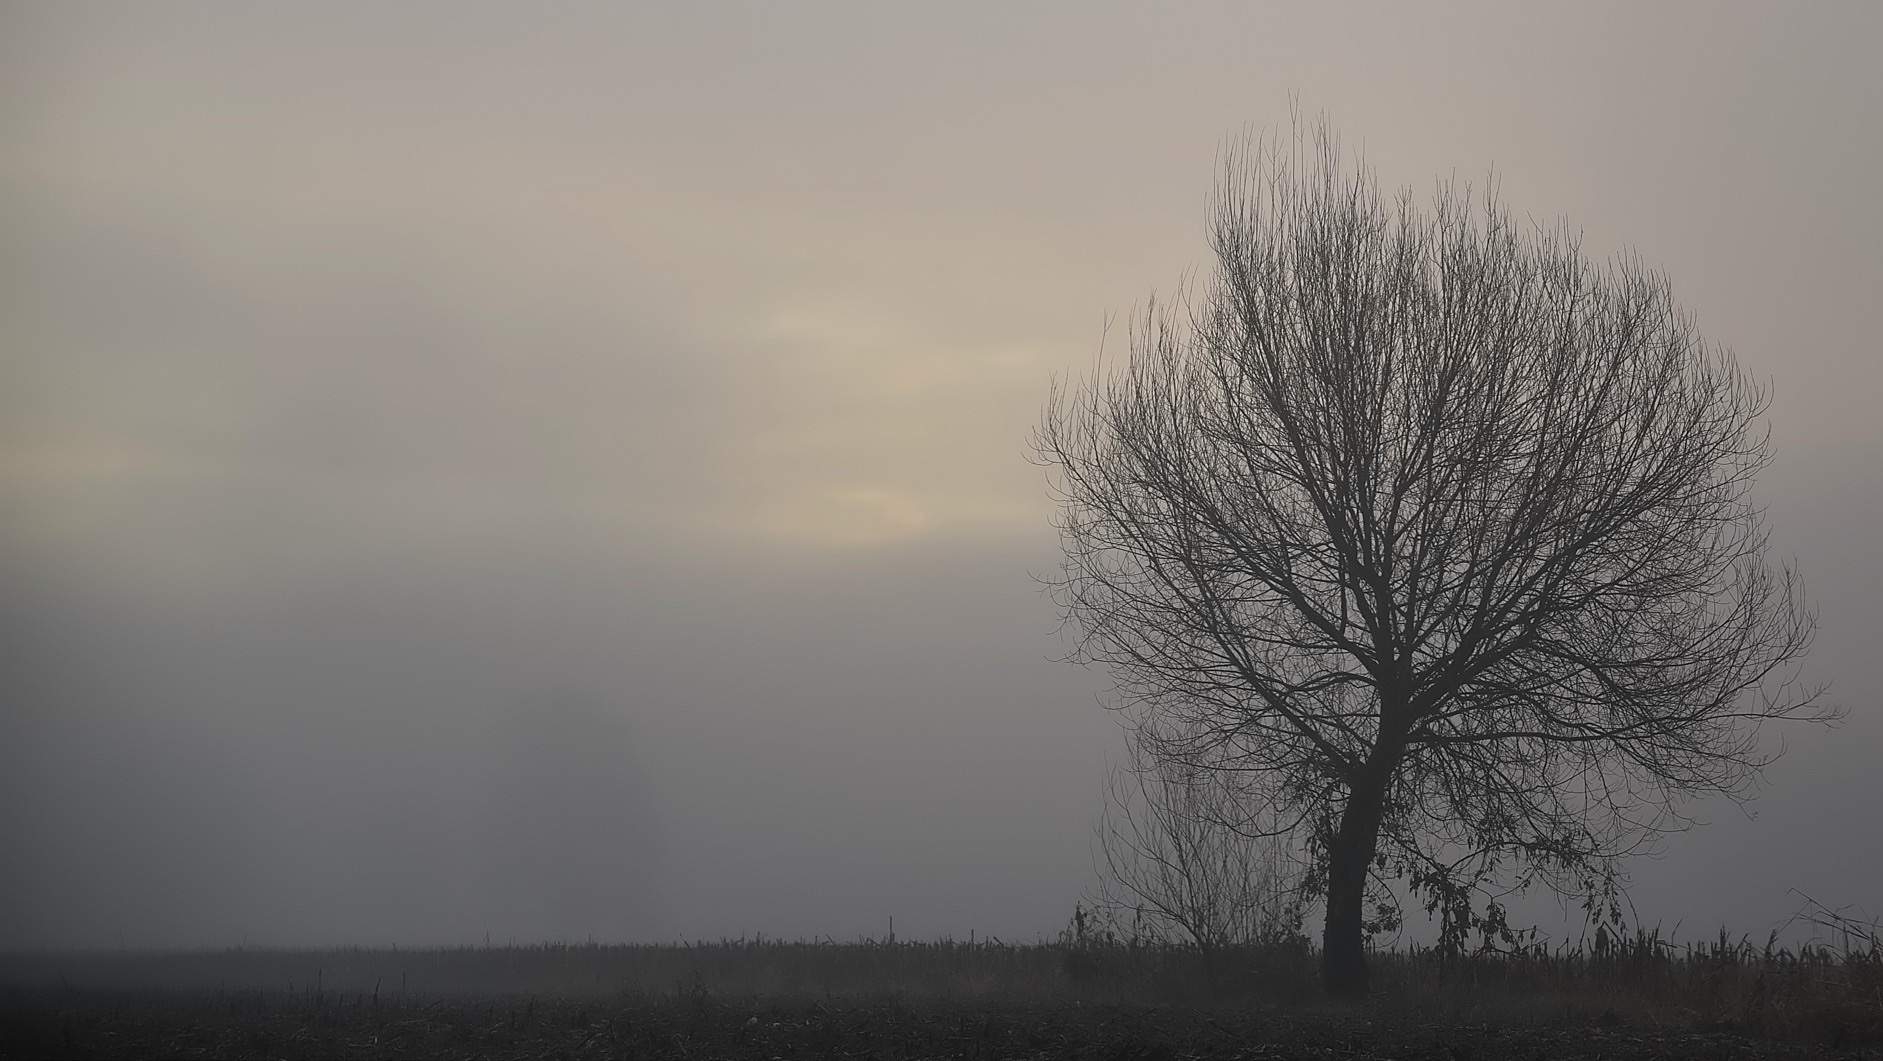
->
3, 990, 1874, 1061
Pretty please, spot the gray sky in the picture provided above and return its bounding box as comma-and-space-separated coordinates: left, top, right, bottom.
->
2, 2, 1877, 949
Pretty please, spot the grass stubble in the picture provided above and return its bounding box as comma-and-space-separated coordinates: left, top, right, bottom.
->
2, 905, 1877, 1059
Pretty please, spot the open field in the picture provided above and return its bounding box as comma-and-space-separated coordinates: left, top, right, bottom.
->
3, 933, 1879, 1059
2, 988, 1869, 1060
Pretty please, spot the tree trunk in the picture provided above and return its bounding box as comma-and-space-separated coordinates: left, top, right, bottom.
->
1322, 760, 1392, 998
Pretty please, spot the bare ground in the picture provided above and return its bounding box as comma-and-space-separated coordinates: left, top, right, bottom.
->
4, 989, 1875, 1060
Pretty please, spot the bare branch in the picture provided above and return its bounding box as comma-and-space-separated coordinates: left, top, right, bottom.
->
1036, 115, 1834, 997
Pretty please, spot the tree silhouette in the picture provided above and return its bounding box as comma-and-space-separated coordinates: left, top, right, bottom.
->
1092, 715, 1304, 978
1037, 120, 1830, 997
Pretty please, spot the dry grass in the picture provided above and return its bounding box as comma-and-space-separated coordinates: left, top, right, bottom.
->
4, 905, 1878, 1056
1359, 900, 1883, 1048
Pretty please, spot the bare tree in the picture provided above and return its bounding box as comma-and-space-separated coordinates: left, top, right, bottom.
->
1092, 716, 1304, 976
1036, 119, 1830, 997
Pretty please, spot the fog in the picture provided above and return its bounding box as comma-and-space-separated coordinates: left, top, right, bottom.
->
2, 2, 1878, 949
